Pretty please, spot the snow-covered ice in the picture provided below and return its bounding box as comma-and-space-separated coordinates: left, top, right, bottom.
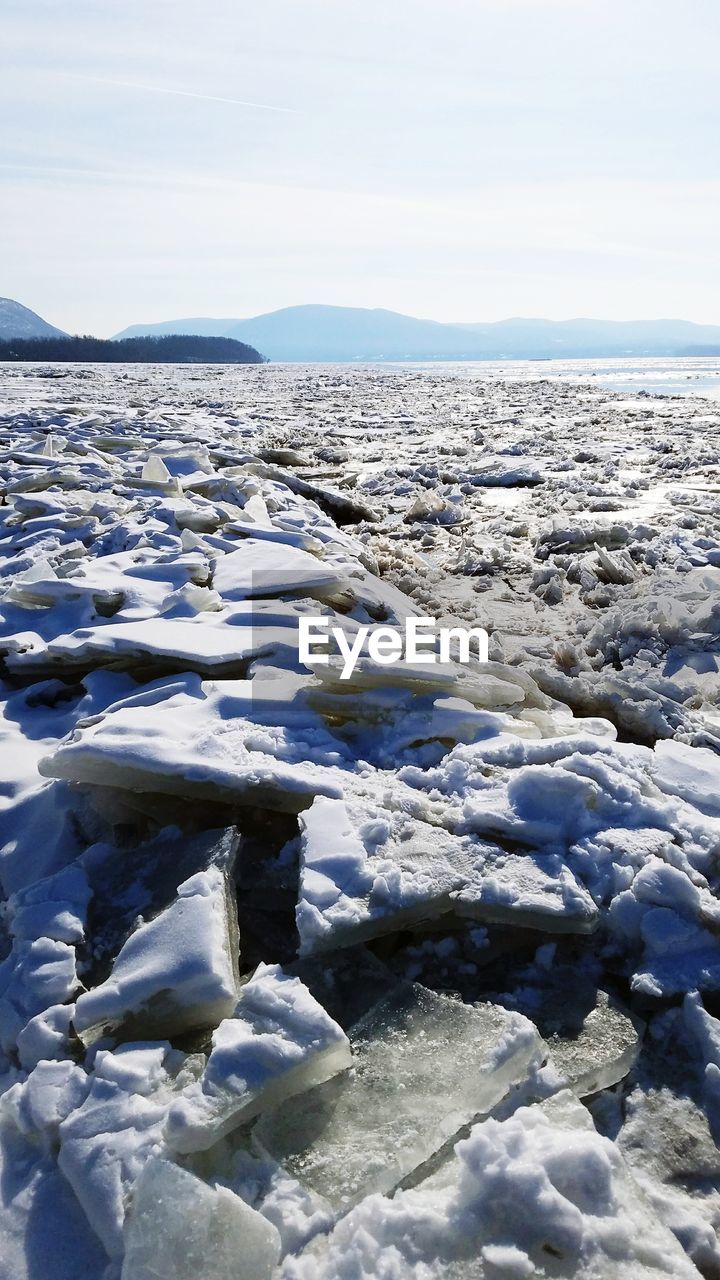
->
1, 360, 720, 1276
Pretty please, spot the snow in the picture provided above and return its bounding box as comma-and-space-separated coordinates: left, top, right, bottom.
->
1, 361, 720, 1276
283, 1091, 699, 1278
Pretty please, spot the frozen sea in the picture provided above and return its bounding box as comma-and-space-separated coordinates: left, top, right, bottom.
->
380, 355, 720, 399
1, 358, 720, 1279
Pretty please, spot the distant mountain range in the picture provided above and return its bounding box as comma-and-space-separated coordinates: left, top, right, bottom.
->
0, 297, 67, 340
3, 297, 720, 362
115, 305, 720, 362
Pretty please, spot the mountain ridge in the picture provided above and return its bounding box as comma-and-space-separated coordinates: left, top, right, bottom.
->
113, 305, 720, 361
0, 297, 67, 340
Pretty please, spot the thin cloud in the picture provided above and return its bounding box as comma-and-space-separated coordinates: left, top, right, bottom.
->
61, 73, 295, 114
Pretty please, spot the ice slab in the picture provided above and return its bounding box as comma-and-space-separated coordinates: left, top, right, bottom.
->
73, 866, 240, 1044
544, 988, 642, 1098
81, 826, 239, 984
121, 1158, 280, 1280
211, 539, 345, 600
296, 794, 597, 956
39, 676, 348, 812
493, 964, 643, 1099
6, 617, 266, 676
164, 963, 352, 1154
58, 1043, 204, 1258
254, 984, 544, 1209
652, 738, 720, 818
283, 1090, 700, 1279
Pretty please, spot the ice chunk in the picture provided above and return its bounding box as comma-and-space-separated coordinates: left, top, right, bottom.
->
121, 1158, 280, 1280
73, 866, 240, 1044
652, 738, 720, 817
296, 795, 597, 956
58, 1043, 203, 1257
1, 1060, 89, 1141
7, 863, 91, 944
284, 1090, 699, 1279
255, 984, 544, 1209
0, 936, 78, 1052
619, 1085, 720, 1279
17, 1001, 76, 1070
164, 963, 351, 1154
211, 539, 344, 601
40, 675, 347, 812
141, 455, 171, 484
9, 617, 265, 676
544, 988, 642, 1097
82, 825, 239, 983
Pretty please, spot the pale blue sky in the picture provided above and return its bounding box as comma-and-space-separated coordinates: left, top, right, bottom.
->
1, 0, 718, 335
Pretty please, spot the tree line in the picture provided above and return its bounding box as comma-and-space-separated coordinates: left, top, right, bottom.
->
0, 334, 267, 364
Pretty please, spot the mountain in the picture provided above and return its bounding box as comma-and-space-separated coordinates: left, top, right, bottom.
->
0, 297, 67, 340
113, 306, 720, 362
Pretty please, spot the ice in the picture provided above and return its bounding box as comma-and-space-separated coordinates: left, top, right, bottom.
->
17, 1001, 76, 1070
3, 363, 720, 1273
121, 1157, 281, 1280
296, 794, 598, 955
39, 674, 350, 812
73, 865, 240, 1044
211, 539, 346, 601
1, 1059, 89, 1141
0, 1117, 108, 1280
164, 963, 352, 1154
254, 983, 544, 1208
81, 825, 240, 983
0, 936, 78, 1052
58, 1042, 203, 1257
141, 455, 172, 485
543, 989, 642, 1098
618, 1086, 720, 1279
284, 1091, 698, 1279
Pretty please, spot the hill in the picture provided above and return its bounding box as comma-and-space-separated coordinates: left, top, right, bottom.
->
0, 297, 67, 340
114, 305, 720, 362
0, 334, 266, 365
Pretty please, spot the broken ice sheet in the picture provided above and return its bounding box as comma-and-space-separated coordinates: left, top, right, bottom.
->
121, 1158, 280, 1280
73, 865, 240, 1045
0, 935, 79, 1053
254, 983, 544, 1210
58, 1042, 204, 1258
210, 538, 346, 601
39, 673, 351, 812
296, 793, 597, 956
81, 825, 239, 985
532, 989, 642, 1098
282, 1090, 700, 1280
164, 963, 352, 1154
7, 616, 268, 677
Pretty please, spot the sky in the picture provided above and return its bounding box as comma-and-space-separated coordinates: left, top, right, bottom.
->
1, 0, 719, 336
